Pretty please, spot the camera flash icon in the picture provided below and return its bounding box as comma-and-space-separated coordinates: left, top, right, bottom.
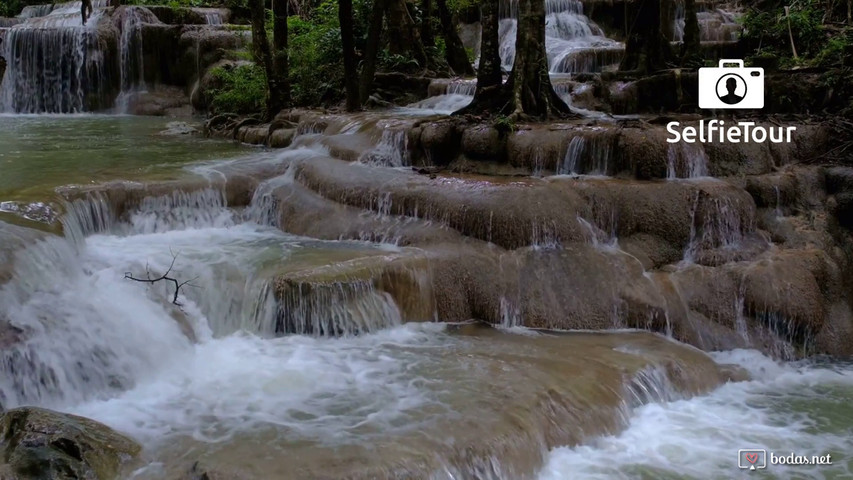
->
738, 449, 767, 470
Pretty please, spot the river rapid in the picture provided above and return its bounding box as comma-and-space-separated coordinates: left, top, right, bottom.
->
0, 116, 851, 479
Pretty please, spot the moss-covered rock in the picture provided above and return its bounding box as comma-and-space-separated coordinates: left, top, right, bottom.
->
0, 407, 140, 480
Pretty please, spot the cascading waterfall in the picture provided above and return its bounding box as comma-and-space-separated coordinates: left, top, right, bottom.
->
418, 0, 624, 114
17, 4, 56, 19
0, 1, 113, 113
672, 3, 743, 43
498, 0, 623, 74
0, 174, 415, 409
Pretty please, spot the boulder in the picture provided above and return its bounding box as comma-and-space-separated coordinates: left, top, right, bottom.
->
269, 128, 296, 148
122, 87, 192, 116
461, 125, 505, 160
418, 121, 461, 165
0, 407, 140, 480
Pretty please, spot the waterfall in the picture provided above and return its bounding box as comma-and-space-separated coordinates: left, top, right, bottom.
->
557, 131, 614, 175
683, 189, 753, 262
666, 142, 709, 179
17, 4, 55, 19
497, 0, 623, 74
0, 2, 114, 113
359, 128, 410, 167
274, 280, 403, 336
447, 79, 476, 96
115, 6, 148, 113
672, 4, 743, 43
126, 188, 235, 234
199, 9, 224, 25
673, 0, 685, 42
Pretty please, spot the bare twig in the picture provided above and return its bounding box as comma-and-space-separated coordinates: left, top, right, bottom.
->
124, 252, 198, 306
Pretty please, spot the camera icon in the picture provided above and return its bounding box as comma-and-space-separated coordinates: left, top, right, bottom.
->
698, 59, 764, 109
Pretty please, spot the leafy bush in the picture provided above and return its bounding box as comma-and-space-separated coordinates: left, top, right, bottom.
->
207, 63, 267, 114
493, 115, 516, 134
287, 14, 345, 105
742, 0, 850, 67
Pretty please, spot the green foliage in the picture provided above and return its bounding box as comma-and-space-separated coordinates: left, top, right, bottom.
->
379, 52, 420, 71
207, 64, 266, 114
283, 0, 373, 106
0, 0, 43, 17
742, 0, 851, 68
287, 13, 344, 105
492, 115, 516, 134
223, 48, 254, 61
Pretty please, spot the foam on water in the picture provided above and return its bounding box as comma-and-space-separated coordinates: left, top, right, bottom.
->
71, 323, 449, 446
538, 349, 853, 479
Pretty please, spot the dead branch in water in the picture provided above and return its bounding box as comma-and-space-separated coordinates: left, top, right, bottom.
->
124, 251, 198, 306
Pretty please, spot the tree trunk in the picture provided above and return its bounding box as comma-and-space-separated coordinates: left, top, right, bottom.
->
339, 0, 361, 111
386, 0, 428, 66
435, 0, 474, 75
421, 0, 434, 47
457, 0, 569, 118
249, 0, 285, 118
680, 0, 701, 65
505, 0, 568, 118
359, 0, 387, 103
620, 0, 671, 73
272, 0, 291, 109
475, 0, 502, 95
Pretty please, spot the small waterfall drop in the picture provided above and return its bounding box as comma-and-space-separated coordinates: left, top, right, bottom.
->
557, 131, 614, 175
200, 9, 224, 25
666, 142, 709, 179
115, 6, 150, 113
358, 128, 410, 167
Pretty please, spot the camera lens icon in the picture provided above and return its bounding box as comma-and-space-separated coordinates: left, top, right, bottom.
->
698, 59, 764, 109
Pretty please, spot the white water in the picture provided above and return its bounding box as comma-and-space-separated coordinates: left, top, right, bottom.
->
557, 130, 614, 175
498, 0, 623, 74
673, 3, 743, 43
0, 152, 407, 410
666, 142, 710, 179
115, 7, 149, 113
358, 128, 410, 167
71, 323, 447, 447
417, 0, 624, 115
539, 350, 853, 479
0, 2, 109, 113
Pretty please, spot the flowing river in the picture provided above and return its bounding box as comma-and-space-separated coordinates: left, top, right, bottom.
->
0, 116, 851, 479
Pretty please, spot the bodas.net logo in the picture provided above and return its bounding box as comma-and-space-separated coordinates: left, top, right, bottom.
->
667, 59, 796, 144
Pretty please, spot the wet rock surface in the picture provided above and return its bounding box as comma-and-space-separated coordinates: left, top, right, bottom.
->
0, 407, 140, 480
193, 111, 853, 359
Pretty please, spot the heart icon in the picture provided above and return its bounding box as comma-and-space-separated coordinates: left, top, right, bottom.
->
746, 453, 759, 464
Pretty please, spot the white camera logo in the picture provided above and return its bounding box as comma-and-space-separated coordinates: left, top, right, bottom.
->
698, 59, 764, 109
